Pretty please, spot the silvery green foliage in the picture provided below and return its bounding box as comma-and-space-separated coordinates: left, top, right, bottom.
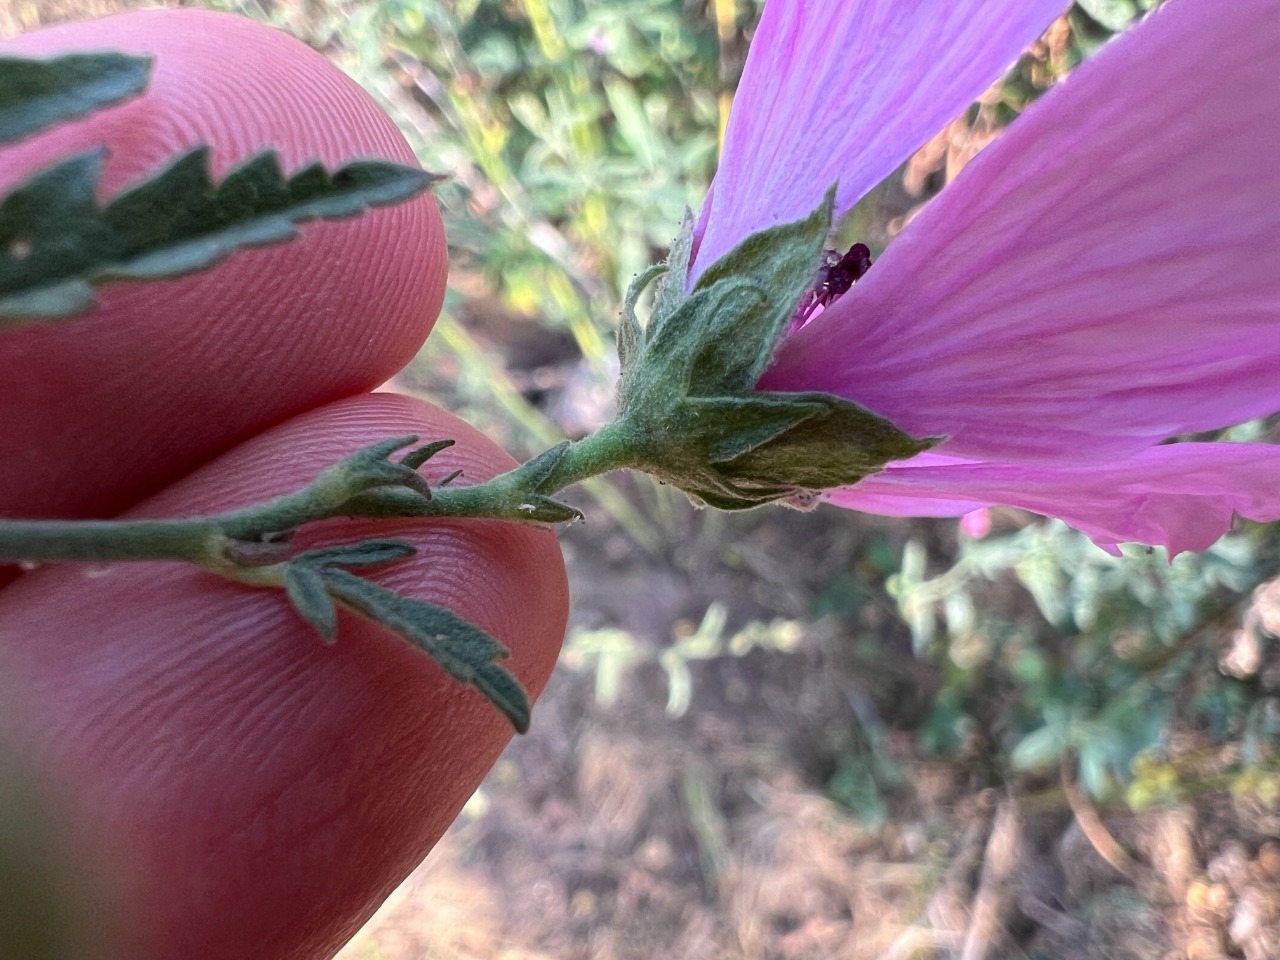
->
894, 519, 1271, 801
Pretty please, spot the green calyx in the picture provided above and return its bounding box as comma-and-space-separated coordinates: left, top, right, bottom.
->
612, 187, 935, 510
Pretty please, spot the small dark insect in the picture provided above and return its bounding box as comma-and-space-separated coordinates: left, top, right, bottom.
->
789, 242, 873, 332
815, 243, 872, 304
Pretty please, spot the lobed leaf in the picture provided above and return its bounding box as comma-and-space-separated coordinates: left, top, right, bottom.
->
321, 435, 434, 500
290, 539, 418, 570
321, 568, 531, 732
283, 564, 338, 643
0, 146, 440, 325
0, 53, 151, 145
284, 539, 418, 643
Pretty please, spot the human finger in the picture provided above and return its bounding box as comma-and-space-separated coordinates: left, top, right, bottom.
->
0, 10, 446, 519
0, 391, 569, 960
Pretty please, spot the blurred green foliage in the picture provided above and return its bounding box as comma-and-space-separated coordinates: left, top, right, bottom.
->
387, 0, 722, 311
214, 0, 741, 393
1074, 0, 1162, 33
891, 515, 1280, 805
209, 0, 752, 548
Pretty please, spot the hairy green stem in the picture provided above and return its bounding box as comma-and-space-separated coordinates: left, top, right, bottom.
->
0, 437, 431, 567
539, 419, 642, 491
0, 423, 646, 570
338, 420, 645, 523
0, 516, 224, 565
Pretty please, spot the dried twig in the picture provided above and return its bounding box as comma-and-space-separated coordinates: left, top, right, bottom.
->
1061, 756, 1141, 881
959, 797, 1025, 960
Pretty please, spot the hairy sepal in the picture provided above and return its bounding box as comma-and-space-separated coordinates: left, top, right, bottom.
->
645, 207, 697, 343
274, 535, 531, 731
612, 188, 934, 509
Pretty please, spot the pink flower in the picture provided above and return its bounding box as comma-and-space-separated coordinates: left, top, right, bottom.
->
691, 0, 1280, 556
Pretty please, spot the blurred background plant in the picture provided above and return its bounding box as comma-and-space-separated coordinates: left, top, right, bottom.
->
8, 0, 1280, 956
207, 0, 761, 553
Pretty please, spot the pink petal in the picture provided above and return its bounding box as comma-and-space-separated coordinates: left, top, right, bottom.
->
692, 0, 1068, 278
828, 442, 1280, 557
959, 508, 993, 539
763, 0, 1280, 464
822, 452, 993, 517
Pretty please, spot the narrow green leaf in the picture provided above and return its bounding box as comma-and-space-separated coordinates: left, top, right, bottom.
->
0, 146, 440, 326
283, 564, 338, 643
321, 569, 531, 732
400, 439, 455, 471
292, 539, 417, 570
603, 78, 658, 169
0, 53, 151, 145
332, 435, 432, 498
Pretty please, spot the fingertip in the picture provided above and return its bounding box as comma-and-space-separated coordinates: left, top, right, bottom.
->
3, 9, 424, 192
1, 10, 447, 518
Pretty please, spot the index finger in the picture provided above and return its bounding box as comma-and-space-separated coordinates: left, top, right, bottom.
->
0, 9, 446, 520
